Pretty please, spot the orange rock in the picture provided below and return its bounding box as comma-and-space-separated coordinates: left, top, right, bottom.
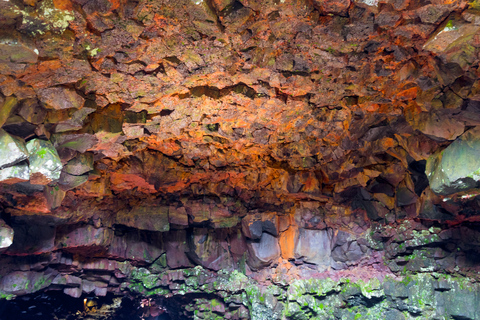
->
279, 226, 297, 260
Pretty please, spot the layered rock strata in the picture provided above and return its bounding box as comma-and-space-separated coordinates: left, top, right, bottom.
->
1, 0, 480, 319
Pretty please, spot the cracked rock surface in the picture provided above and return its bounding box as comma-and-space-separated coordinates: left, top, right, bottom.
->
2, 0, 480, 319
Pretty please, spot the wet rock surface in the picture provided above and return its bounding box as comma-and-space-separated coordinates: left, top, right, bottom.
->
1, 0, 480, 319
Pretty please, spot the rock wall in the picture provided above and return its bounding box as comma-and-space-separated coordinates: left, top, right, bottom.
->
1, 0, 480, 319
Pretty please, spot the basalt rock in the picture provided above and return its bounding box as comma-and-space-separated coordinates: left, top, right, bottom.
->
1, 0, 480, 319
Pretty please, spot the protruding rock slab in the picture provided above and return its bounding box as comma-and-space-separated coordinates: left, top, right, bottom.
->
247, 232, 280, 270
0, 129, 28, 170
294, 228, 331, 269
56, 225, 113, 251
0, 269, 58, 295
26, 139, 63, 185
426, 127, 480, 195
0, 41, 38, 64
116, 206, 169, 232
0, 162, 30, 184
63, 153, 94, 176
37, 87, 85, 110
108, 230, 164, 263
7, 216, 56, 255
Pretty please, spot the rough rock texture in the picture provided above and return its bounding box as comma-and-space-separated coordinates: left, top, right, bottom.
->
2, 0, 480, 319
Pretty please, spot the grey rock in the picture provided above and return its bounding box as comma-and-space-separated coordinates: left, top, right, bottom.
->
26, 139, 63, 185
294, 228, 331, 269
247, 232, 280, 270
0, 220, 13, 251
0, 129, 28, 170
426, 127, 480, 195
0, 161, 30, 184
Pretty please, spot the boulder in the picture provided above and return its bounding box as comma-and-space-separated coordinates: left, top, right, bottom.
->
0, 129, 28, 170
26, 139, 63, 185
426, 127, 480, 195
247, 232, 280, 270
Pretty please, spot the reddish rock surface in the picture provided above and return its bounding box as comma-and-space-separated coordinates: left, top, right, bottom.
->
2, 0, 480, 318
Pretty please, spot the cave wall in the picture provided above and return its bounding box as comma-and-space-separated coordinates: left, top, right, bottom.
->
1, 0, 480, 319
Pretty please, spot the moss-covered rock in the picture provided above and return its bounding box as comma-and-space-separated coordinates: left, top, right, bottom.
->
26, 138, 63, 184
426, 127, 480, 195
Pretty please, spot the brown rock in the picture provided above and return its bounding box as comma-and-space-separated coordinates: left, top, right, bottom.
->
37, 87, 85, 110
312, 0, 350, 15
164, 230, 194, 269
116, 206, 169, 232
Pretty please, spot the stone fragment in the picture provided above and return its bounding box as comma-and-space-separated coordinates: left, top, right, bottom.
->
312, 0, 350, 15
37, 87, 85, 110
0, 129, 28, 170
0, 162, 30, 184
0, 40, 38, 64
53, 133, 98, 153
64, 287, 82, 298
426, 127, 480, 195
2, 115, 37, 139
63, 153, 94, 176
58, 171, 89, 190
0, 96, 17, 127
116, 206, 169, 232
17, 99, 47, 124
247, 232, 280, 270
211, 0, 235, 13
55, 107, 96, 132
413, 112, 464, 141
416, 4, 450, 24
26, 139, 63, 185
279, 226, 297, 260
43, 185, 66, 210
0, 220, 13, 252
21, 60, 91, 89
294, 229, 331, 269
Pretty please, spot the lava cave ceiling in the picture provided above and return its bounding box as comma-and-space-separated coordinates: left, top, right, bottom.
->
1, 0, 480, 319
